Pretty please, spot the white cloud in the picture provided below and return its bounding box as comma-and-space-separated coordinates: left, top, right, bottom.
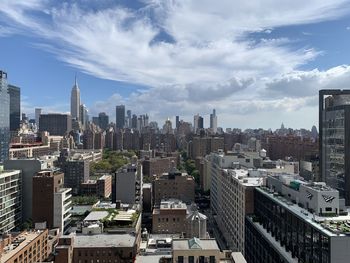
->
2, 0, 350, 128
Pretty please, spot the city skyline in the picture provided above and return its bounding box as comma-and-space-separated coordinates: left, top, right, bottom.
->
1, 1, 350, 129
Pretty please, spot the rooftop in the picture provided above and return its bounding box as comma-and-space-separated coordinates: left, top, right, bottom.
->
258, 187, 350, 236
172, 238, 220, 251
74, 233, 136, 248
160, 199, 187, 210
224, 169, 264, 187
1, 231, 47, 262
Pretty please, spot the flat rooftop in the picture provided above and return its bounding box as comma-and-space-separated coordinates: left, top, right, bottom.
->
84, 211, 108, 221
74, 234, 136, 248
173, 238, 219, 251
1, 231, 46, 262
224, 169, 264, 187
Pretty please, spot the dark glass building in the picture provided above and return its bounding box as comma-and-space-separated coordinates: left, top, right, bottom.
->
319, 90, 350, 204
0, 70, 10, 162
116, 105, 125, 129
8, 84, 20, 131
245, 184, 350, 263
39, 113, 72, 136
98, 112, 109, 130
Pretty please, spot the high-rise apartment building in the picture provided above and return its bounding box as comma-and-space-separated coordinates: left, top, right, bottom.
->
116, 105, 125, 129
114, 162, 142, 204
70, 76, 80, 122
208, 151, 264, 253
0, 70, 10, 162
210, 109, 217, 133
32, 170, 72, 232
35, 108, 42, 128
39, 113, 72, 136
8, 84, 20, 131
4, 159, 49, 222
319, 89, 350, 204
0, 170, 21, 234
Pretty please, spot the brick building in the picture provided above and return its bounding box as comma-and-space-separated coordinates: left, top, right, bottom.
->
0, 230, 49, 263
153, 166, 195, 205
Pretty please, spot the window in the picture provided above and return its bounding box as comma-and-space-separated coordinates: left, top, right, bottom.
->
209, 256, 216, 263
189, 256, 194, 263
178, 256, 184, 263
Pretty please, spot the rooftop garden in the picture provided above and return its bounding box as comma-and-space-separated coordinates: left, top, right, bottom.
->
322, 220, 350, 234
91, 149, 136, 174
90, 207, 140, 229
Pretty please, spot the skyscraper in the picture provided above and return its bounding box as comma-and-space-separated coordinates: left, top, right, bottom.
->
319, 89, 350, 204
39, 113, 72, 136
116, 105, 125, 129
35, 108, 42, 128
126, 110, 131, 128
176, 115, 180, 129
70, 76, 80, 122
8, 85, 20, 131
80, 104, 88, 129
98, 112, 109, 130
198, 116, 204, 130
193, 114, 199, 133
210, 109, 217, 133
0, 70, 10, 162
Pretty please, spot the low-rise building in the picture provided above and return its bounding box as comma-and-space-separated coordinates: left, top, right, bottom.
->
172, 238, 242, 263
152, 200, 207, 238
0, 230, 49, 263
55, 233, 137, 263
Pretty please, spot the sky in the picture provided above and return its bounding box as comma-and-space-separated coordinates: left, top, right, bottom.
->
1, 0, 350, 130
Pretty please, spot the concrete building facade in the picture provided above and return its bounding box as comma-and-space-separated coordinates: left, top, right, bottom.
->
114, 162, 142, 205
0, 170, 21, 234
4, 159, 48, 222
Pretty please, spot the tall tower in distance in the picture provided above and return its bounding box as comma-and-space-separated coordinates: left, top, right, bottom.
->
35, 108, 42, 129
70, 75, 80, 122
116, 105, 125, 129
210, 109, 217, 133
8, 84, 20, 131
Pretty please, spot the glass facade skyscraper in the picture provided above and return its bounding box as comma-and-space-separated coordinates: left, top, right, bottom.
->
8, 84, 21, 131
0, 71, 10, 162
319, 90, 350, 204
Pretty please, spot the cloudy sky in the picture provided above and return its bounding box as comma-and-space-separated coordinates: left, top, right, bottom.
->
1, 0, 350, 129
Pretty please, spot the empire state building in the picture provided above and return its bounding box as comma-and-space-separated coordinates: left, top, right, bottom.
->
70, 76, 80, 121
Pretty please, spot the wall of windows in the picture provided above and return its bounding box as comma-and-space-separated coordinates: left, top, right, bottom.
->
247, 189, 330, 263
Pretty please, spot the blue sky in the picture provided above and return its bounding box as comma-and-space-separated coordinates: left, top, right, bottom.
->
1, 0, 350, 129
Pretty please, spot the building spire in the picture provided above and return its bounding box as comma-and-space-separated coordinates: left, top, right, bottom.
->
74, 73, 78, 87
